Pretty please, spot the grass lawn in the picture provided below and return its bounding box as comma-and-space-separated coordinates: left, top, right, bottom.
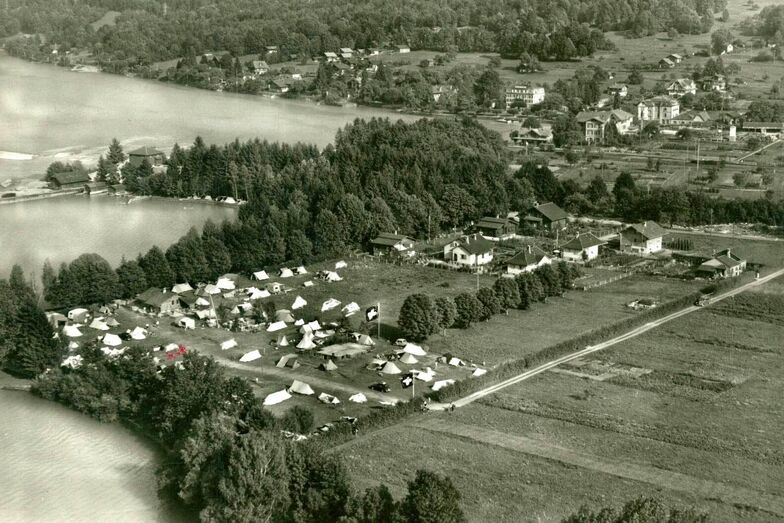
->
427, 275, 703, 366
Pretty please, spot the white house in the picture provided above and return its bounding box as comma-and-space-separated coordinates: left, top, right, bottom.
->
637, 96, 680, 124
506, 245, 552, 275
505, 85, 545, 108
619, 221, 666, 255
666, 78, 696, 98
561, 233, 605, 262
443, 234, 494, 268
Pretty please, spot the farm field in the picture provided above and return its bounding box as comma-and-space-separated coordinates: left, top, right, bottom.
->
342, 275, 784, 521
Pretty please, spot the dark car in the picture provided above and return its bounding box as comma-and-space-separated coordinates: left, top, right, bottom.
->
369, 382, 390, 393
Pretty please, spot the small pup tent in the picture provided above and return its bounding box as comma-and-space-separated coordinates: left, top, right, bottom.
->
177, 317, 196, 329
320, 360, 338, 371
253, 270, 269, 280
263, 389, 292, 406
220, 338, 238, 350
335, 260, 347, 269
289, 380, 315, 395
379, 361, 402, 375
266, 321, 287, 332
102, 333, 122, 347
291, 296, 307, 310
239, 349, 262, 362
321, 298, 341, 311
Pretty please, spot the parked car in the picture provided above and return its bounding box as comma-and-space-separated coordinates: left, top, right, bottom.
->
370, 382, 391, 393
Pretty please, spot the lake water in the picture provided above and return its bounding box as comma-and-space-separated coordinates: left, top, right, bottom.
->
0, 54, 418, 180
0, 194, 235, 278
0, 390, 188, 522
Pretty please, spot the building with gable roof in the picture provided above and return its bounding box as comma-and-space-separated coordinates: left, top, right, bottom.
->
523, 202, 568, 231
443, 234, 494, 267
561, 233, 605, 262
619, 221, 666, 255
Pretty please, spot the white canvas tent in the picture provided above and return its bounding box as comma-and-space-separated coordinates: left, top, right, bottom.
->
102, 333, 122, 347
335, 260, 347, 269
291, 296, 307, 310
472, 368, 487, 377
263, 389, 292, 406
239, 349, 262, 362
448, 357, 464, 367
432, 379, 455, 391
275, 309, 295, 323
403, 343, 426, 356
294, 319, 304, 326
247, 288, 270, 300
68, 308, 89, 322
203, 284, 221, 295
300, 320, 321, 334
297, 334, 316, 350
172, 283, 194, 294
89, 318, 109, 331
321, 298, 341, 311
289, 380, 315, 395
220, 338, 238, 350
303, 280, 314, 287
216, 277, 235, 290
399, 353, 418, 364
61, 355, 83, 369
279, 267, 294, 278
413, 369, 434, 382
164, 343, 179, 352
323, 271, 342, 282
267, 321, 287, 332
342, 302, 360, 316
320, 360, 338, 371
130, 327, 147, 340
195, 297, 211, 307
379, 361, 402, 374
253, 270, 269, 280
355, 334, 375, 346
277, 334, 290, 347
348, 393, 367, 403
295, 266, 308, 275
178, 317, 196, 329
67, 341, 80, 350
106, 317, 120, 327
318, 392, 340, 405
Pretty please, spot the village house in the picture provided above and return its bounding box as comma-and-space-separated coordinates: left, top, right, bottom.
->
699, 74, 726, 92
658, 57, 675, 69
671, 110, 711, 127
251, 60, 269, 75
269, 78, 291, 93
696, 249, 747, 278
49, 170, 91, 190
339, 47, 354, 59
575, 109, 634, 143
637, 96, 680, 124
619, 221, 666, 255
128, 146, 165, 167
504, 85, 545, 108
136, 288, 180, 314
506, 245, 552, 275
323, 51, 338, 62
607, 83, 628, 98
524, 202, 568, 231
369, 232, 415, 256
561, 233, 605, 262
475, 216, 517, 240
396, 45, 411, 53
443, 234, 494, 268
667, 78, 696, 98
264, 46, 279, 59
510, 127, 553, 146
667, 53, 683, 64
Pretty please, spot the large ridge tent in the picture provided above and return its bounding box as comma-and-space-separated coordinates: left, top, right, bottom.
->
291, 296, 307, 310
432, 379, 455, 391
89, 318, 110, 331
267, 321, 287, 332
289, 380, 315, 395
102, 333, 122, 347
263, 389, 292, 405
253, 270, 269, 280
321, 298, 341, 311
379, 361, 402, 374
295, 266, 308, 275
239, 349, 261, 362
403, 343, 427, 356
220, 338, 238, 350
216, 277, 235, 290
275, 309, 295, 323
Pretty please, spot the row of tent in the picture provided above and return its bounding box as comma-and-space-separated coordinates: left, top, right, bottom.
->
252, 261, 347, 282
62, 325, 148, 343
263, 379, 367, 406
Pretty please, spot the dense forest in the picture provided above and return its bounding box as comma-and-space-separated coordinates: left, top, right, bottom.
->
2, 0, 726, 71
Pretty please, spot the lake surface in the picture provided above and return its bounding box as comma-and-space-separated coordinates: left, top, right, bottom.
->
0, 54, 418, 180
0, 195, 235, 278
0, 390, 188, 522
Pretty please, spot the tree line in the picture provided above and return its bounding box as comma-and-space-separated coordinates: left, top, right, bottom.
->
399, 262, 579, 342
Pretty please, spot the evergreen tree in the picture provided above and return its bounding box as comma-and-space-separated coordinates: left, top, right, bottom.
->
116, 257, 149, 298
166, 227, 210, 283
107, 138, 126, 165
139, 246, 175, 289
4, 298, 63, 378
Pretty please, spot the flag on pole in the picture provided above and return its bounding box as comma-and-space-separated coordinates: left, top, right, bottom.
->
366, 305, 379, 321
401, 373, 414, 388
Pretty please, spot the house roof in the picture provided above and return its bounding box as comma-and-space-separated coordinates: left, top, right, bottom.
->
371, 232, 413, 247
178, 291, 199, 306
252, 60, 268, 69
452, 234, 494, 255
674, 110, 711, 122
507, 245, 548, 267
624, 221, 666, 240
608, 83, 627, 90
529, 202, 568, 222
576, 111, 609, 123
518, 127, 552, 138
129, 146, 163, 157
609, 109, 633, 122
52, 170, 90, 185
667, 78, 695, 90
659, 58, 674, 66
476, 216, 513, 230
743, 122, 783, 130
562, 233, 605, 251
638, 96, 678, 107
137, 287, 177, 307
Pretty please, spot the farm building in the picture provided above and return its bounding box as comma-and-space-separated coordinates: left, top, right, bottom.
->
370, 232, 415, 256
475, 216, 517, 240
49, 170, 90, 189
696, 249, 747, 279
136, 287, 180, 314
524, 202, 568, 231
128, 146, 165, 167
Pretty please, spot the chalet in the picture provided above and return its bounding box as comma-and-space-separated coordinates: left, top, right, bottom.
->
251, 60, 269, 75
510, 127, 553, 146
443, 234, 494, 268
269, 78, 291, 93
504, 85, 545, 108
524, 202, 568, 231
506, 245, 552, 275
696, 249, 746, 278
699, 75, 726, 92
607, 83, 628, 98
475, 216, 517, 240
671, 110, 711, 127
323, 51, 338, 62
667, 53, 683, 64
666, 78, 696, 98
561, 233, 605, 262
396, 45, 411, 53
49, 170, 90, 189
658, 57, 675, 69
619, 221, 666, 255
741, 122, 783, 136
136, 288, 180, 314
370, 232, 415, 256
264, 46, 279, 58
637, 96, 679, 124
575, 109, 633, 143
128, 146, 165, 167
